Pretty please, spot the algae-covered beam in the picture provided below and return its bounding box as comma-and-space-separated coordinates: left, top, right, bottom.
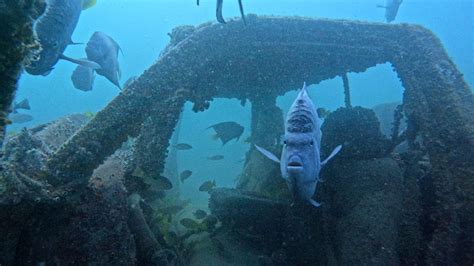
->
391, 24, 474, 263
0, 0, 45, 155
341, 73, 352, 108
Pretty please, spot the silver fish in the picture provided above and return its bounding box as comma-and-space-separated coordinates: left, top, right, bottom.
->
25, 0, 100, 76
377, 0, 403, 23
255, 83, 342, 207
85, 31, 123, 89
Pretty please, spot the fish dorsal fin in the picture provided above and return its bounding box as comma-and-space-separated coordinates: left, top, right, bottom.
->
255, 145, 280, 164
82, 0, 97, 10
321, 145, 342, 166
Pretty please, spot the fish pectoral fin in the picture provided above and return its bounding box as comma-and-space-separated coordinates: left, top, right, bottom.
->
309, 199, 321, 208
60, 54, 101, 70
254, 145, 280, 164
321, 145, 342, 166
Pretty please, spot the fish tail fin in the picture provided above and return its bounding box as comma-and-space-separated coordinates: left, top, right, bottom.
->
82, 0, 97, 10
16, 99, 30, 110
309, 199, 321, 208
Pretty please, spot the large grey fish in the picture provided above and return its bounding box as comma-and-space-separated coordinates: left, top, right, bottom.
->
25, 0, 100, 76
377, 0, 403, 23
207, 121, 244, 145
255, 83, 342, 207
85, 31, 123, 89
71, 62, 95, 91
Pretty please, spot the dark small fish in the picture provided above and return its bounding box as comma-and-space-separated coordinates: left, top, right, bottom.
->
215, 0, 246, 25
131, 166, 172, 190
203, 214, 219, 229
207, 155, 224, 161
377, 0, 403, 23
193, 209, 207, 219
154, 175, 173, 190
174, 143, 193, 150
157, 201, 189, 215
180, 170, 193, 182
199, 180, 216, 192
12, 99, 30, 113
180, 218, 201, 229
86, 31, 123, 89
207, 121, 244, 145
25, 0, 100, 76
8, 113, 33, 124
132, 166, 146, 178
71, 63, 95, 91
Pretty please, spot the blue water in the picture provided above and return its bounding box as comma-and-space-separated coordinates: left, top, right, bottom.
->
14, 0, 473, 127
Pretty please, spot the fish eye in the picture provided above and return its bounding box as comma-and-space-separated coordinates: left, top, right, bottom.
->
283, 140, 287, 145
310, 140, 314, 146
52, 41, 59, 48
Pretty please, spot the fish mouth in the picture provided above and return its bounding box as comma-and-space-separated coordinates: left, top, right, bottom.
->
288, 161, 303, 167
287, 156, 303, 172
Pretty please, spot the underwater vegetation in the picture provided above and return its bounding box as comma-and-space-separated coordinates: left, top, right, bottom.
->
0, 1, 473, 265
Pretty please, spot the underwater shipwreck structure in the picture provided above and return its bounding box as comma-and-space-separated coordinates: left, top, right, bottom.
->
1, 2, 473, 264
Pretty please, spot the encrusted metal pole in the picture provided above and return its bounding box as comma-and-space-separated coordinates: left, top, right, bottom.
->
0, 0, 45, 159
341, 73, 352, 108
